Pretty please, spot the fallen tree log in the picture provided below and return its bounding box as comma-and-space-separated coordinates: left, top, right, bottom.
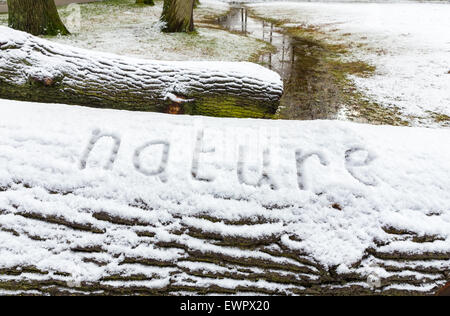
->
0, 100, 449, 296
0, 26, 283, 118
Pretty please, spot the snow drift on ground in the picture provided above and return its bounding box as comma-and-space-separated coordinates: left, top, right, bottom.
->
0, 99, 449, 289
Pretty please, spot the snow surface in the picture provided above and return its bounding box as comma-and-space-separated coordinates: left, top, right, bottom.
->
0, 99, 449, 283
47, 0, 269, 62
247, 1, 450, 126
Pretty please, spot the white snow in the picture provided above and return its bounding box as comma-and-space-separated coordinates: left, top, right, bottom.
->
0, 99, 449, 284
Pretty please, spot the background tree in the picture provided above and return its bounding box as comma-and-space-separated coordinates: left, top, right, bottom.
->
160, 0, 195, 33
136, 0, 154, 5
7, 0, 69, 36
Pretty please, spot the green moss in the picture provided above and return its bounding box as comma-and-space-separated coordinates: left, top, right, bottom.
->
188, 95, 277, 118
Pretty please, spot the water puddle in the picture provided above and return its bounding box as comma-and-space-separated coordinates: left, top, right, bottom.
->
218, 6, 295, 79
218, 5, 341, 120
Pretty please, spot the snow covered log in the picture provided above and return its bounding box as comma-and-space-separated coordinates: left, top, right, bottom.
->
0, 27, 282, 118
0, 99, 449, 296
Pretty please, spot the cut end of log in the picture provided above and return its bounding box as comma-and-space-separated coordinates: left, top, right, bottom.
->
436, 281, 450, 296
31, 77, 55, 87
167, 102, 184, 115
165, 93, 194, 114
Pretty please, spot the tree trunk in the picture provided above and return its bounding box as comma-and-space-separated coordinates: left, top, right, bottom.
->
0, 27, 282, 118
136, 0, 154, 5
160, 0, 195, 33
7, 0, 69, 36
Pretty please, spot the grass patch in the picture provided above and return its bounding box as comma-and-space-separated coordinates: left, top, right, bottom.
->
282, 26, 406, 124
427, 111, 450, 126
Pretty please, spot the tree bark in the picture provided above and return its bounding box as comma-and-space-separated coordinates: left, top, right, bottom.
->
136, 0, 154, 5
7, 0, 69, 36
0, 194, 448, 296
160, 0, 195, 33
0, 27, 282, 118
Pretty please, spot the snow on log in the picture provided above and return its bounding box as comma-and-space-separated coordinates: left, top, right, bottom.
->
0, 99, 449, 296
0, 26, 283, 118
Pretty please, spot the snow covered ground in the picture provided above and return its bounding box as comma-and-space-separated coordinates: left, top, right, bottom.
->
247, 1, 450, 127
0, 99, 449, 293
0, 0, 269, 62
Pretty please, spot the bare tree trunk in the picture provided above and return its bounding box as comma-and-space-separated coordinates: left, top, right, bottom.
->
0, 27, 282, 118
160, 0, 195, 33
7, 0, 69, 36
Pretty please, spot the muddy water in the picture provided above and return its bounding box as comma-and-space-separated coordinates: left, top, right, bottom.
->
218, 6, 341, 120
218, 6, 295, 81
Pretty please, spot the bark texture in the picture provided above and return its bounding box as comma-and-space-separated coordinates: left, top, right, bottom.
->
7, 0, 69, 36
0, 27, 281, 118
160, 0, 195, 33
0, 197, 448, 296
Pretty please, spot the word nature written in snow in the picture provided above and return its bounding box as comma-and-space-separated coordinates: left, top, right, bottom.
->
79, 128, 377, 190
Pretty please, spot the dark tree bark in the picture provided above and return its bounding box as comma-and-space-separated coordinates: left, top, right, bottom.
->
160, 0, 195, 33
136, 0, 154, 5
7, 0, 69, 36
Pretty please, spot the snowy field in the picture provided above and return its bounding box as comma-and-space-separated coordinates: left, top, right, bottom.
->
0, 0, 269, 62
247, 1, 450, 127
1, 1, 447, 126
0, 1, 449, 294
0, 99, 449, 293
54, 0, 269, 62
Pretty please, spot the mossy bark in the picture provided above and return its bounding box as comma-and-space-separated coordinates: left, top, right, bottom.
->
7, 0, 69, 36
160, 0, 195, 33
